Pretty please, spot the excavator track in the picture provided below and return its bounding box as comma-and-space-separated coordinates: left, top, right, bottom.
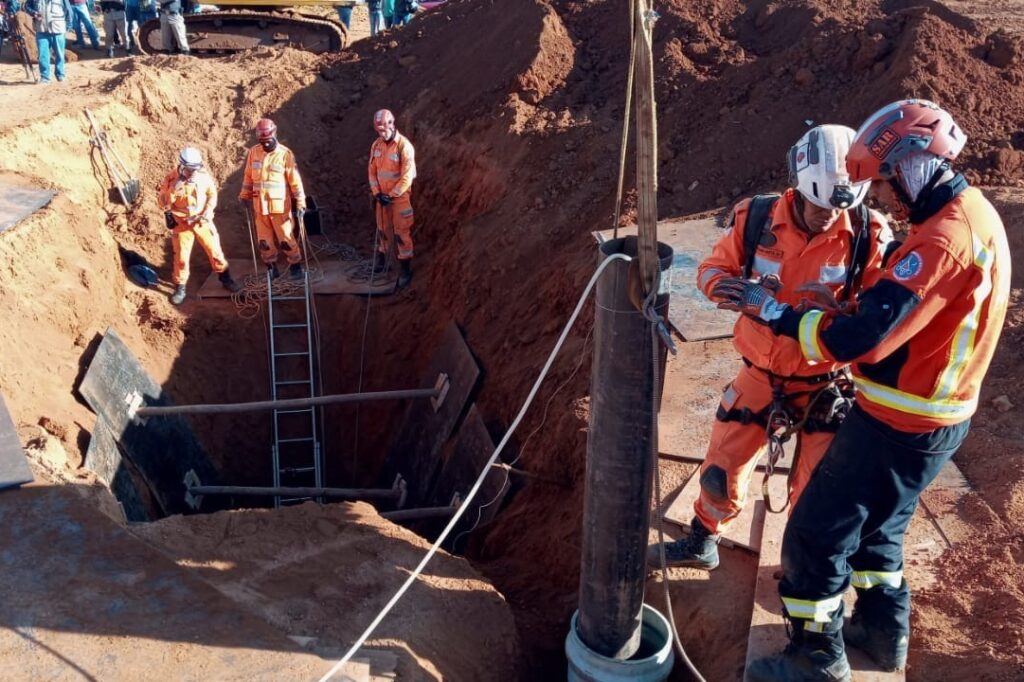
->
137, 10, 347, 55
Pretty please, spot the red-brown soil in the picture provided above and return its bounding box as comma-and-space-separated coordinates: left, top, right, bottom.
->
2, 0, 1024, 680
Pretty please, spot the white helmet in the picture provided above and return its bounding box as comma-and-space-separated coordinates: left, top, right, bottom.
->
179, 146, 204, 170
788, 124, 868, 210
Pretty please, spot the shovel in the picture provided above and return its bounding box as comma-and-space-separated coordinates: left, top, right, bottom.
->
84, 109, 141, 208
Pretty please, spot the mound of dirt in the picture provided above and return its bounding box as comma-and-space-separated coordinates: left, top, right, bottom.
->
131, 500, 521, 681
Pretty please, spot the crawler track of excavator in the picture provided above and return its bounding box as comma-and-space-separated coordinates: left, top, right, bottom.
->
137, 10, 347, 55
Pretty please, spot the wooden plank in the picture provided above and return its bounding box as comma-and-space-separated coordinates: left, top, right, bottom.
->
197, 257, 396, 299
0, 173, 56, 233
0, 392, 32, 491
744, 474, 904, 682
380, 322, 481, 504
595, 217, 736, 341
430, 405, 510, 533
84, 417, 159, 522
77, 327, 223, 516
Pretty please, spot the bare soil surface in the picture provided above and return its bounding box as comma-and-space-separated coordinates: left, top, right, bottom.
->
1, 0, 1023, 680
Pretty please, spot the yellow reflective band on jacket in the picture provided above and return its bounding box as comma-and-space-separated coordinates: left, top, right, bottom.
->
799, 310, 827, 364
851, 570, 903, 590
697, 267, 724, 291
804, 621, 828, 633
933, 236, 993, 401
782, 594, 843, 623
853, 376, 978, 419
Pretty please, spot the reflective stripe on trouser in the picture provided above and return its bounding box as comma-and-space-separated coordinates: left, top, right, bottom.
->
778, 405, 967, 625
254, 211, 302, 265
375, 194, 414, 260
159, 12, 188, 51
693, 363, 836, 534
103, 10, 128, 49
172, 221, 228, 285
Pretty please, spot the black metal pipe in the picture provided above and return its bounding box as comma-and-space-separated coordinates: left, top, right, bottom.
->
136, 387, 439, 417
187, 485, 401, 500
577, 236, 671, 659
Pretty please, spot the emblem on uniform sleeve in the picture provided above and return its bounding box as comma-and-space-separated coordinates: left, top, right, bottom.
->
892, 251, 923, 281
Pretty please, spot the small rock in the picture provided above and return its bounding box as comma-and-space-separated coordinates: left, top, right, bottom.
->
688, 180, 699, 191
992, 395, 1014, 412
984, 30, 1017, 69
794, 67, 815, 87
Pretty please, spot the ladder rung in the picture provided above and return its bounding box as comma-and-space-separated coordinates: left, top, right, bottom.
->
278, 437, 315, 444
275, 408, 314, 415
272, 323, 308, 329
274, 351, 310, 357
275, 379, 312, 386
280, 466, 317, 474
280, 496, 314, 503
272, 296, 306, 301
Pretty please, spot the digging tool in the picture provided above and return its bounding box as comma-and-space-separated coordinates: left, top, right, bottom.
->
84, 109, 141, 208
0, 1, 38, 82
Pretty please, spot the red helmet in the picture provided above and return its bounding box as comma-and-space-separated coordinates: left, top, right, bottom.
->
373, 108, 395, 133
846, 100, 966, 182
256, 118, 277, 140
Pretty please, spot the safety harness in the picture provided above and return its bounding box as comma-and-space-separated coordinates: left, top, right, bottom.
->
723, 194, 869, 512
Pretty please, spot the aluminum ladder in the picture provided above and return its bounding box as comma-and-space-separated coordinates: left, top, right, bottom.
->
267, 269, 322, 508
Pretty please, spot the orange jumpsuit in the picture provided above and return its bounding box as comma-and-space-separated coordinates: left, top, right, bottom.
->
368, 131, 416, 260
793, 186, 1010, 432
157, 168, 229, 286
693, 188, 891, 533
239, 143, 306, 266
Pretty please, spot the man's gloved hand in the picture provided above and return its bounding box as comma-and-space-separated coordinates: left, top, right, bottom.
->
717, 280, 790, 324
710, 276, 749, 303
164, 211, 176, 230
376, 193, 392, 206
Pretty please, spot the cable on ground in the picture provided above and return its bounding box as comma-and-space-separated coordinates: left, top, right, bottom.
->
316, 251, 633, 682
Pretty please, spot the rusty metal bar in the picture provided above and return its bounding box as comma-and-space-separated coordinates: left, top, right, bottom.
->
186, 485, 401, 501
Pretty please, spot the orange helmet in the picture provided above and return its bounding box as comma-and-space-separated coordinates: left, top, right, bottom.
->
256, 118, 277, 140
373, 109, 395, 134
846, 100, 966, 182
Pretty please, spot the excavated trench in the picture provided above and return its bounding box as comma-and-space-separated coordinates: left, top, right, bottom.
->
4, 0, 1024, 679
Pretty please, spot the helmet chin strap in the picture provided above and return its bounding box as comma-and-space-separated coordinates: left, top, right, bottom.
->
261, 138, 278, 151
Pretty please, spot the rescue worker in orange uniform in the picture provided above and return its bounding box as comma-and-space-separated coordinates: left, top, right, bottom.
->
158, 147, 238, 306
239, 118, 307, 281
650, 125, 892, 571
742, 101, 1010, 681
368, 108, 417, 288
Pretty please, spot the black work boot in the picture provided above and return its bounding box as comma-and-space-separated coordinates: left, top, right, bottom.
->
372, 251, 387, 274
288, 263, 304, 281
843, 611, 908, 672
747, 617, 851, 682
218, 269, 241, 293
397, 259, 413, 288
170, 284, 187, 306
647, 516, 720, 570
267, 263, 280, 280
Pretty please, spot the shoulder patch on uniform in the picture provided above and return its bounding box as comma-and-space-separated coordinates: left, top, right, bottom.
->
892, 251, 923, 281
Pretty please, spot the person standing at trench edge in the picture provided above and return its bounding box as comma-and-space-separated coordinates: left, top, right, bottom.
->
368, 108, 417, 288
648, 125, 892, 571
239, 118, 308, 281
158, 147, 240, 305
732, 100, 1011, 681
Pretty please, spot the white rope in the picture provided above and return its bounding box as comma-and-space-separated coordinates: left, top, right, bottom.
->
317, 252, 633, 681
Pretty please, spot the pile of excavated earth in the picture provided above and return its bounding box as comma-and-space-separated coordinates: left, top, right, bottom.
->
1, 0, 1023, 680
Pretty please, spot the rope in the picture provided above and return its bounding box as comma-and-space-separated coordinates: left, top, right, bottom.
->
316, 252, 633, 681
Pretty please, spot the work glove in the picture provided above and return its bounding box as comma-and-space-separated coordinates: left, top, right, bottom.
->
710, 276, 749, 303
164, 211, 176, 230
376, 193, 392, 206
716, 280, 790, 324
295, 208, 305, 225
795, 282, 843, 313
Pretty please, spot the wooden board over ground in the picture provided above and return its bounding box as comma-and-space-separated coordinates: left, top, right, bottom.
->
430, 404, 509, 531
595, 217, 736, 341
380, 321, 481, 505
0, 392, 32, 491
0, 483, 327, 680
0, 173, 56, 233
197, 257, 396, 299
77, 327, 223, 516
664, 458, 792, 554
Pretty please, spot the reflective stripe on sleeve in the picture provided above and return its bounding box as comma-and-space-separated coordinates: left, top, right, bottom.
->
798, 310, 827, 364
697, 268, 724, 291
851, 570, 903, 590
782, 594, 844, 623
